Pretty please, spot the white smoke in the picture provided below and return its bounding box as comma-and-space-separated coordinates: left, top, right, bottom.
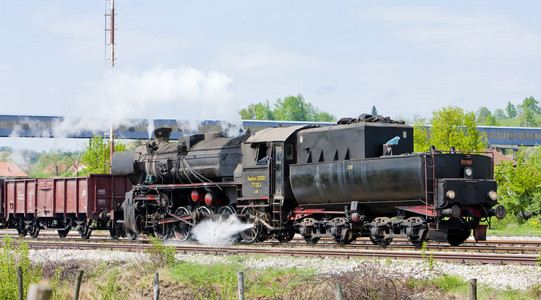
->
3, 65, 244, 151
191, 215, 253, 246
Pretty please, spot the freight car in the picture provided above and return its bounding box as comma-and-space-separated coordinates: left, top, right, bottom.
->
1, 175, 131, 239
112, 114, 506, 246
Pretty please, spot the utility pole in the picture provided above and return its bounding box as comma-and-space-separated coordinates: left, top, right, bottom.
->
105, 0, 116, 173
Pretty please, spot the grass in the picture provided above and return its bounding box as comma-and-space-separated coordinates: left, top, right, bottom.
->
486, 216, 541, 236
169, 260, 315, 299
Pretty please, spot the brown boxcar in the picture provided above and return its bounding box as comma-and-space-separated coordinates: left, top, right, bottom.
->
3, 174, 131, 239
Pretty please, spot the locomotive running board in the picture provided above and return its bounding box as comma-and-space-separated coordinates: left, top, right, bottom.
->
396, 205, 437, 217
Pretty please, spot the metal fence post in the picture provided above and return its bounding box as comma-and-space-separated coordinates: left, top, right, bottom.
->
73, 270, 84, 300
18, 266, 23, 300
154, 272, 160, 300
238, 272, 245, 300
469, 278, 477, 300
334, 282, 343, 300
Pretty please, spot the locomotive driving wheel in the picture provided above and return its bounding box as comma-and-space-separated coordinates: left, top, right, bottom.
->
240, 207, 262, 243
153, 220, 173, 241
218, 205, 236, 219
173, 206, 192, 241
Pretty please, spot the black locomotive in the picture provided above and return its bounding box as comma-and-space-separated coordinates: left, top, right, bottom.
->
112, 115, 506, 246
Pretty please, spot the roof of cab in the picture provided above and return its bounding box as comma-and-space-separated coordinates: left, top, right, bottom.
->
246, 124, 317, 143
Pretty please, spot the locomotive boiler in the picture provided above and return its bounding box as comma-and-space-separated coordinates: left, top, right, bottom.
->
112, 115, 506, 246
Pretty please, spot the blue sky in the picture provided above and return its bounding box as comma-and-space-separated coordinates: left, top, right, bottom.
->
1, 1, 540, 150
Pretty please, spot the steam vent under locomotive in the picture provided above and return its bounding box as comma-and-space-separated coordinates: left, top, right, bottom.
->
112, 115, 506, 246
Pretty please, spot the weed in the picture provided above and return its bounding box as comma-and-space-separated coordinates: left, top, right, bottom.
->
146, 236, 176, 268
89, 268, 126, 300
420, 241, 435, 269
0, 236, 42, 300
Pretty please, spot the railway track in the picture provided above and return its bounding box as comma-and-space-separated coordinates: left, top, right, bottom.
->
2, 229, 541, 255
3, 237, 539, 266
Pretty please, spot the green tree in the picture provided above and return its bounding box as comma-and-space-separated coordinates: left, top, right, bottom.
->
239, 101, 274, 120
80, 135, 129, 175
493, 108, 507, 120
476, 106, 491, 124
495, 146, 541, 217
519, 107, 538, 127
517, 97, 540, 127
506, 101, 517, 118
414, 106, 487, 152
519, 96, 541, 115
240, 94, 335, 122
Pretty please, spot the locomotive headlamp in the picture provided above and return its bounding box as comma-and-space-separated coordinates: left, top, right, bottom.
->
445, 190, 456, 200
464, 167, 473, 178
487, 190, 498, 201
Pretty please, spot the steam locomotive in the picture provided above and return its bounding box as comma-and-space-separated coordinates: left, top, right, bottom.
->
112, 115, 506, 246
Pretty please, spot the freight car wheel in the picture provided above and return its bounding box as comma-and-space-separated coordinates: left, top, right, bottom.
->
29, 224, 40, 239
57, 229, 70, 238
80, 226, 92, 239
173, 207, 192, 241
16, 223, 27, 238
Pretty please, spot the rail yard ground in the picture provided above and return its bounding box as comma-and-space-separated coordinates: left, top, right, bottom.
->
1, 235, 539, 300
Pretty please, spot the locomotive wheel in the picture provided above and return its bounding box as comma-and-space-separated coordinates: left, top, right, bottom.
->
126, 230, 138, 241
218, 206, 236, 219
57, 228, 70, 238
333, 229, 353, 245
173, 207, 193, 241
369, 236, 393, 246
196, 206, 214, 222
240, 207, 262, 243
154, 221, 173, 241
303, 236, 320, 244
276, 228, 295, 243
406, 217, 428, 247
408, 231, 427, 247
444, 218, 471, 246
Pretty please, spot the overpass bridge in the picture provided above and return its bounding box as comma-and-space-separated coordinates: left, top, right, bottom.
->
0, 115, 539, 149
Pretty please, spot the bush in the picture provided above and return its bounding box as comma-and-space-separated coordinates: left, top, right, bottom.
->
0, 236, 42, 300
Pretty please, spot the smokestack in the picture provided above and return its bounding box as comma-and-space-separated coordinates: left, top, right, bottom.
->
154, 128, 173, 144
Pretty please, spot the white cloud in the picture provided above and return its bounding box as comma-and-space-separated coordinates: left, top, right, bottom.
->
351, 7, 541, 60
